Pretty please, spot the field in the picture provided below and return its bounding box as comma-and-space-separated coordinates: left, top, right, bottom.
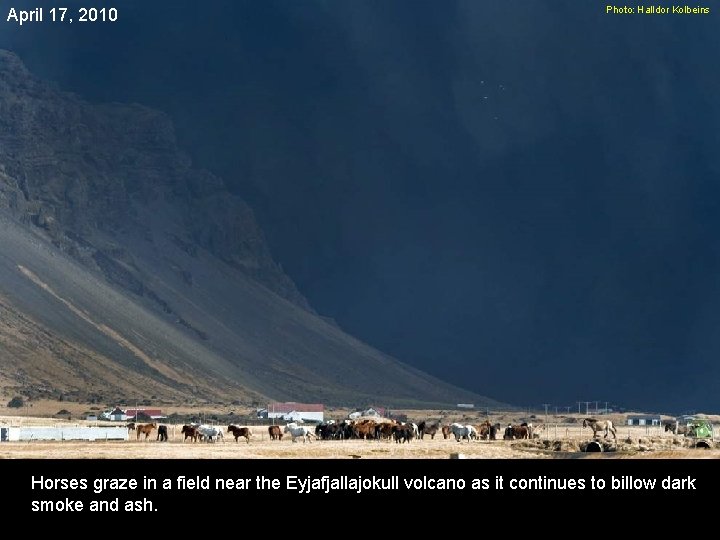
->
2, 404, 719, 459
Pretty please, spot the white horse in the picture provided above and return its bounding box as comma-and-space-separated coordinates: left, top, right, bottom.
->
450, 423, 476, 442
284, 422, 315, 443
197, 424, 224, 442
582, 418, 617, 439
529, 423, 546, 439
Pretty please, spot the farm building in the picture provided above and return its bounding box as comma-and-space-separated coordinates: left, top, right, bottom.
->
108, 408, 164, 421
108, 407, 125, 421
263, 402, 324, 423
626, 414, 662, 426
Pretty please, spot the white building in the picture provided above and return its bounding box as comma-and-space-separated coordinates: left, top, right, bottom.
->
626, 414, 662, 426
264, 402, 324, 423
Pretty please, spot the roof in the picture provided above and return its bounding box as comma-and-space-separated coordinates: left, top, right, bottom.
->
267, 402, 324, 413
627, 414, 662, 419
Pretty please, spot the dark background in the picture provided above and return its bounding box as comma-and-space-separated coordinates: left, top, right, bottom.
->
2, 1, 719, 413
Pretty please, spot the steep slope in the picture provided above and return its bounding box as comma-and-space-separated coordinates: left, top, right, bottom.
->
0, 50, 503, 408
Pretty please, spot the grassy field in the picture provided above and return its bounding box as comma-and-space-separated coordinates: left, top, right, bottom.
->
2, 408, 719, 459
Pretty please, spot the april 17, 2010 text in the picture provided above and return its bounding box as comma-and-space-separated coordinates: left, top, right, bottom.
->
7, 7, 119, 26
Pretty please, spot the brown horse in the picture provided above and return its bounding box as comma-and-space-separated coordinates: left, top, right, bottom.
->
181, 425, 199, 442
268, 425, 283, 440
136, 422, 156, 441
227, 425, 252, 444
503, 424, 530, 440
477, 421, 501, 440
418, 421, 440, 440
441, 425, 452, 440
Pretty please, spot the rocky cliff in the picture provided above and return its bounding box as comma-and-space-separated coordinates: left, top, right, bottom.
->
0, 50, 500, 409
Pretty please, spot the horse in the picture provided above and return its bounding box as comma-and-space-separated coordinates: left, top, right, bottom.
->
268, 425, 283, 440
197, 425, 223, 442
181, 425, 199, 442
375, 422, 396, 441
583, 418, 617, 439
449, 423, 475, 442
503, 424, 529, 440
227, 425, 252, 444
441, 425, 452, 439
391, 423, 415, 444
418, 421, 440, 440
156, 425, 168, 442
136, 423, 156, 441
125, 422, 136, 431
284, 422, 315, 443
529, 423, 546, 439
664, 422, 691, 436
476, 421, 501, 440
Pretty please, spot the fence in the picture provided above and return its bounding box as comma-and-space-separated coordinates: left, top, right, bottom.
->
536, 423, 715, 441
1, 426, 129, 441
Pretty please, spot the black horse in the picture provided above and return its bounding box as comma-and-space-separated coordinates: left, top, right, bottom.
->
664, 422, 691, 436
417, 420, 440, 440
156, 425, 168, 442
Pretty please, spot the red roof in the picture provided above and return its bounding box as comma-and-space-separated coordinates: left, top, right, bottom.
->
267, 402, 324, 413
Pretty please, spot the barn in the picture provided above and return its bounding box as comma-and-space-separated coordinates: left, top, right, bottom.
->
265, 402, 324, 423
626, 414, 662, 426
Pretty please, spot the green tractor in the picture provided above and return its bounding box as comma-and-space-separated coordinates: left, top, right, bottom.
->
688, 419, 714, 439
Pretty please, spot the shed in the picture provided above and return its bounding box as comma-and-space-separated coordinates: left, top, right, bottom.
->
109, 407, 125, 422
626, 414, 662, 426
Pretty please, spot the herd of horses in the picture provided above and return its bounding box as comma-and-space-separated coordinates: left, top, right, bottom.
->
312, 418, 545, 443
125, 422, 307, 443
123, 416, 704, 444
122, 419, 539, 444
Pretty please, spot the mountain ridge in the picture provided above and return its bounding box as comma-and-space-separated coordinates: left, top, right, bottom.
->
0, 49, 505, 409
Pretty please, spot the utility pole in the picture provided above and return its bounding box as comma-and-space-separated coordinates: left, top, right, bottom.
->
584, 401, 591, 416
595, 401, 599, 414
542, 404, 550, 426
605, 402, 609, 414
577, 402, 582, 414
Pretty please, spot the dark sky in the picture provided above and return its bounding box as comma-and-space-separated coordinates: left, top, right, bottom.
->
3, 1, 720, 413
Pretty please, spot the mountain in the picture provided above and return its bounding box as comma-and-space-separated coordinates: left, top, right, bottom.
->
0, 50, 502, 409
